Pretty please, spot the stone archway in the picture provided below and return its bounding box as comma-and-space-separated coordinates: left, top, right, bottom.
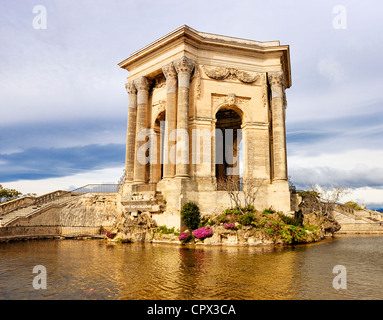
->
151, 111, 165, 183
215, 107, 243, 190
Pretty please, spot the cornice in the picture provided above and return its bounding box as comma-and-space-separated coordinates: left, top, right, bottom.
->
118, 25, 292, 87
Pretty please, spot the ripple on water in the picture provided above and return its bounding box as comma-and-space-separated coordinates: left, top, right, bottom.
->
1, 237, 383, 299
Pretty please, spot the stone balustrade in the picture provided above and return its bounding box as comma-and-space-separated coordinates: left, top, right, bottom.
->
0, 197, 35, 216
0, 190, 70, 217
34, 190, 69, 205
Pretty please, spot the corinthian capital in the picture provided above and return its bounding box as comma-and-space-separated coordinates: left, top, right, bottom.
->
134, 76, 150, 91
268, 71, 284, 87
162, 62, 177, 79
125, 81, 137, 95
173, 56, 195, 75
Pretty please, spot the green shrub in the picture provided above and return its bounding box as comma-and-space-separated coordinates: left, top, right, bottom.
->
344, 201, 362, 210
216, 214, 230, 224
279, 225, 308, 244
181, 202, 201, 230
298, 190, 320, 200
262, 207, 276, 215
155, 225, 176, 234
237, 213, 256, 226
278, 213, 303, 227
233, 209, 242, 215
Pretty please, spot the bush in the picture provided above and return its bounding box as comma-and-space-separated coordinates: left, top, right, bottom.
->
156, 225, 176, 234
262, 207, 276, 215
106, 232, 116, 239
278, 213, 303, 227
224, 223, 237, 230
193, 227, 213, 240
237, 213, 256, 226
181, 202, 201, 230
278, 225, 308, 244
344, 201, 362, 210
179, 231, 192, 244
298, 190, 320, 200
216, 214, 230, 224
233, 208, 242, 215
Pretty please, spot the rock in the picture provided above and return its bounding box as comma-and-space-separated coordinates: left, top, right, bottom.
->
108, 212, 157, 243
322, 216, 341, 236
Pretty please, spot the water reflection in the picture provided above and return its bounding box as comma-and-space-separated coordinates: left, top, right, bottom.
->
1, 236, 383, 299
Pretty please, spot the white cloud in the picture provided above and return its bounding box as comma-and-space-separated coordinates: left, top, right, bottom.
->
1, 166, 124, 196
341, 187, 383, 207
289, 149, 383, 171
317, 57, 345, 84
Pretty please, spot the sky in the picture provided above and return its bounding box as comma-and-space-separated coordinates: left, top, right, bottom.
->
1, 0, 383, 209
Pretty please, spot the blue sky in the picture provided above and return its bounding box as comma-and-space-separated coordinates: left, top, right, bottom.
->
1, 0, 383, 208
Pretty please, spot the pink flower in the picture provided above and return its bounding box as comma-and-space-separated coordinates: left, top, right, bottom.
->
224, 223, 237, 230
193, 227, 213, 240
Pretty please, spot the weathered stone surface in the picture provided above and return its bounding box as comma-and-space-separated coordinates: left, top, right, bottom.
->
119, 25, 293, 230
108, 212, 157, 243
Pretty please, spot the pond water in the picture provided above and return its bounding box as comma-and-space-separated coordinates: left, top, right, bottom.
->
1, 235, 383, 300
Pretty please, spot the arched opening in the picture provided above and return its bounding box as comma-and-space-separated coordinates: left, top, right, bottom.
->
215, 107, 243, 190
153, 111, 165, 182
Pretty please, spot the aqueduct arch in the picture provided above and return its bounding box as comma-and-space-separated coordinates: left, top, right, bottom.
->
119, 25, 292, 229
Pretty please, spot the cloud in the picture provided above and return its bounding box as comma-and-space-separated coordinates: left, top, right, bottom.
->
1, 166, 125, 195
1, 0, 383, 206
317, 57, 345, 84
0, 118, 127, 154
289, 165, 383, 190
0, 144, 125, 182
287, 103, 383, 158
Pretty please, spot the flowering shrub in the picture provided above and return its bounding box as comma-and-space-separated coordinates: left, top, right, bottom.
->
106, 232, 116, 239
179, 231, 192, 243
193, 226, 213, 240
224, 223, 237, 230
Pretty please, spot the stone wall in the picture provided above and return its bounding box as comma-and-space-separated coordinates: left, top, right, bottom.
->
0, 193, 123, 239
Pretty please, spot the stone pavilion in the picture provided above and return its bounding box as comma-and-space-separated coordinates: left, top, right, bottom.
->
118, 25, 292, 229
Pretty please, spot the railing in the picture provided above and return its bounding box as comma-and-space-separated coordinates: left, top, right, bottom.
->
71, 184, 120, 194
34, 190, 71, 205
0, 197, 35, 216
334, 203, 356, 215
0, 184, 120, 219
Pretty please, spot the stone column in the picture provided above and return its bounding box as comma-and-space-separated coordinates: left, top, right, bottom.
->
174, 56, 195, 178
125, 81, 137, 182
133, 76, 150, 183
268, 71, 288, 182
162, 62, 178, 179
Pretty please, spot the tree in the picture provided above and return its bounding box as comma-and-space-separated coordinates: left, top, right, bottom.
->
0, 185, 22, 203
181, 202, 201, 230
306, 183, 350, 216
344, 201, 362, 211
217, 176, 263, 214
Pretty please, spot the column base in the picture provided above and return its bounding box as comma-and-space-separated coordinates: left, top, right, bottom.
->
268, 179, 291, 215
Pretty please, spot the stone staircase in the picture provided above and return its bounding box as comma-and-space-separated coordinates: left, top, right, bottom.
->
332, 203, 383, 233
0, 184, 122, 228
0, 191, 79, 227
